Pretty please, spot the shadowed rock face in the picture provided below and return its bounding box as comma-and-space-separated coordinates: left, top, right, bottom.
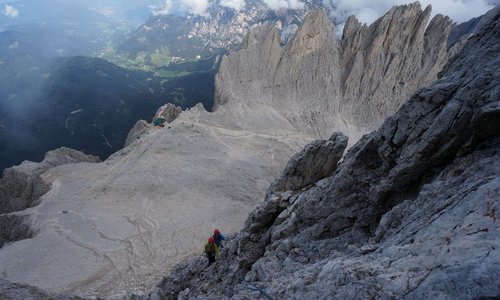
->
448, 5, 500, 47
0, 215, 33, 249
153, 8, 500, 300
0, 279, 83, 300
214, 4, 466, 142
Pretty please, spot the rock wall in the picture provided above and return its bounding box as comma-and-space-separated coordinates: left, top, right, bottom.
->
214, 3, 467, 141
152, 8, 500, 300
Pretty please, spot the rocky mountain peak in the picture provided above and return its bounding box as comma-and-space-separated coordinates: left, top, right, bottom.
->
391, 1, 427, 21
214, 4, 465, 143
342, 15, 361, 39
241, 24, 279, 49
355, 3, 431, 52
288, 10, 335, 55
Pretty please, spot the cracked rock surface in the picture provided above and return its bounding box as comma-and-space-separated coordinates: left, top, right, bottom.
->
214, 3, 466, 143
150, 8, 500, 300
273, 132, 348, 192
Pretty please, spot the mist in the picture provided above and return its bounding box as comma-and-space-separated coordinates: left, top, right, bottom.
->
0, 0, 150, 171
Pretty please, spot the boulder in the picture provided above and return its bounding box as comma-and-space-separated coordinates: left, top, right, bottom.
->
273, 132, 348, 192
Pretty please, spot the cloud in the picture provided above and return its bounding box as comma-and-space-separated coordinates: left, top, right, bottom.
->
322, 0, 498, 35
262, 0, 305, 10
152, 0, 209, 16
151, 0, 174, 15
151, 0, 305, 15
8, 41, 18, 49
149, 0, 496, 21
183, 0, 210, 15
406, 0, 496, 23
94, 7, 115, 16
220, 0, 246, 11
1, 5, 19, 18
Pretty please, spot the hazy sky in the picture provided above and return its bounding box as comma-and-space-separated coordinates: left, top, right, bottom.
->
1, 0, 498, 25
149, 0, 499, 22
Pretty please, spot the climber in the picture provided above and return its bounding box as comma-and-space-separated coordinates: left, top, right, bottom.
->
213, 228, 226, 248
205, 236, 218, 264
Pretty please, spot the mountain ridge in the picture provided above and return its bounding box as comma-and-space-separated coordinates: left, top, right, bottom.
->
114, 0, 325, 62
152, 7, 500, 299
214, 3, 468, 143
0, 3, 497, 298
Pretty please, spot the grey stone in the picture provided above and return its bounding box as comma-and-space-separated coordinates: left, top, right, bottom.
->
125, 104, 181, 147
152, 6, 500, 300
154, 103, 182, 124
273, 132, 348, 192
360, 245, 378, 255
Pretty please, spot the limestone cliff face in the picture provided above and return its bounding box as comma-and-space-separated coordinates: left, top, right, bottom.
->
214, 3, 466, 141
153, 8, 500, 300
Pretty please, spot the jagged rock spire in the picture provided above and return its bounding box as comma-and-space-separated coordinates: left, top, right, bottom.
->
215, 3, 465, 142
